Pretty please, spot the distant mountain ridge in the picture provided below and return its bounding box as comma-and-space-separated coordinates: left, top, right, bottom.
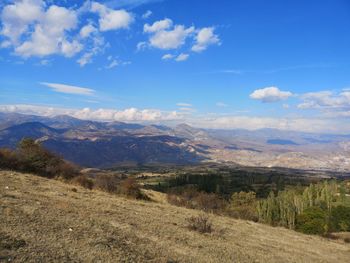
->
0, 112, 350, 171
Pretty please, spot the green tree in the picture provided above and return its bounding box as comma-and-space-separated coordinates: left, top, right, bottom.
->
295, 207, 328, 235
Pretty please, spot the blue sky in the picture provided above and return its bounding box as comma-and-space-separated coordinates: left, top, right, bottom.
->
1, 0, 350, 133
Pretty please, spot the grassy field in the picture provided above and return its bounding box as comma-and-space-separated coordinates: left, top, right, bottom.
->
1, 170, 349, 262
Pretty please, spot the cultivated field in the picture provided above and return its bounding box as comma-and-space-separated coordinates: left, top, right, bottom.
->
1, 170, 349, 262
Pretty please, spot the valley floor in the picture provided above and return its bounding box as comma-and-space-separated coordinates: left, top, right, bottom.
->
1, 170, 349, 262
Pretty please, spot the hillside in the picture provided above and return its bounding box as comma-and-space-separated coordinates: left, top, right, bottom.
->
1, 171, 349, 262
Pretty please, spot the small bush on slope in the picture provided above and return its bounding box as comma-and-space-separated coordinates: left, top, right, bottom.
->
186, 214, 213, 233
94, 175, 119, 193
119, 178, 149, 200
71, 175, 94, 190
167, 188, 226, 213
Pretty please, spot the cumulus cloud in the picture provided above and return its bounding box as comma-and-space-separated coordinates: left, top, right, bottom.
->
1, 1, 82, 58
0, 0, 44, 45
297, 90, 350, 109
192, 27, 220, 52
80, 24, 97, 38
144, 18, 172, 33
143, 18, 194, 49
90, 2, 134, 31
40, 82, 95, 96
141, 18, 220, 59
161, 53, 188, 62
0, 1, 131, 64
2, 104, 350, 133
161, 53, 174, 60
250, 87, 293, 103
175, 53, 189, 62
0, 104, 183, 122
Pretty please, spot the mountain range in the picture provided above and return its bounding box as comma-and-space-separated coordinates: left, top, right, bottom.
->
0, 112, 350, 172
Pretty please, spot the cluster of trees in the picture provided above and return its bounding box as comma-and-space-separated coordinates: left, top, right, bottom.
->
150, 170, 311, 199
165, 179, 350, 236
0, 138, 78, 179
256, 181, 350, 234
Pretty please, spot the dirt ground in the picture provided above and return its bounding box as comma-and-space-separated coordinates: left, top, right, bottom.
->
1, 170, 349, 262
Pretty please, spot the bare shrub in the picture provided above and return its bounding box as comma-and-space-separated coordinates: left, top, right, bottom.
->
0, 148, 19, 169
344, 237, 350, 243
167, 189, 226, 213
95, 175, 119, 193
71, 175, 94, 190
186, 214, 213, 233
227, 191, 258, 221
195, 192, 227, 212
119, 178, 148, 200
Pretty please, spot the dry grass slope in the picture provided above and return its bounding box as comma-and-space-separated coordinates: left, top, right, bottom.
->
1, 170, 349, 262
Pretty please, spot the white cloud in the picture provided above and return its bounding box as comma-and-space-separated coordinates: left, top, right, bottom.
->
16, 5, 80, 57
80, 24, 97, 38
175, 53, 189, 62
149, 25, 194, 49
250, 87, 293, 103
103, 56, 130, 69
176, 102, 192, 107
161, 53, 174, 60
189, 115, 350, 133
106, 59, 118, 69
136, 41, 147, 51
297, 91, 350, 109
77, 34, 107, 66
0, 0, 44, 45
91, 2, 134, 32
192, 27, 220, 52
0, 104, 182, 122
1, 1, 83, 58
144, 19, 194, 50
2, 104, 350, 133
216, 102, 228, 107
142, 10, 152, 19
40, 82, 95, 96
77, 52, 94, 67
142, 19, 220, 57
0, 1, 131, 63
282, 103, 290, 109
144, 18, 172, 33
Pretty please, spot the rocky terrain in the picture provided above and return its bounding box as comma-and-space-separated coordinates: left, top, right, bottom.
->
1, 170, 350, 262
0, 112, 350, 171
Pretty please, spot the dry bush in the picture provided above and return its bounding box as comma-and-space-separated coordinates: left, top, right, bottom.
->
167, 189, 226, 213
344, 237, 350, 243
195, 192, 227, 212
94, 175, 119, 193
71, 175, 94, 190
186, 214, 213, 233
119, 178, 148, 200
0, 148, 19, 170
227, 191, 258, 221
